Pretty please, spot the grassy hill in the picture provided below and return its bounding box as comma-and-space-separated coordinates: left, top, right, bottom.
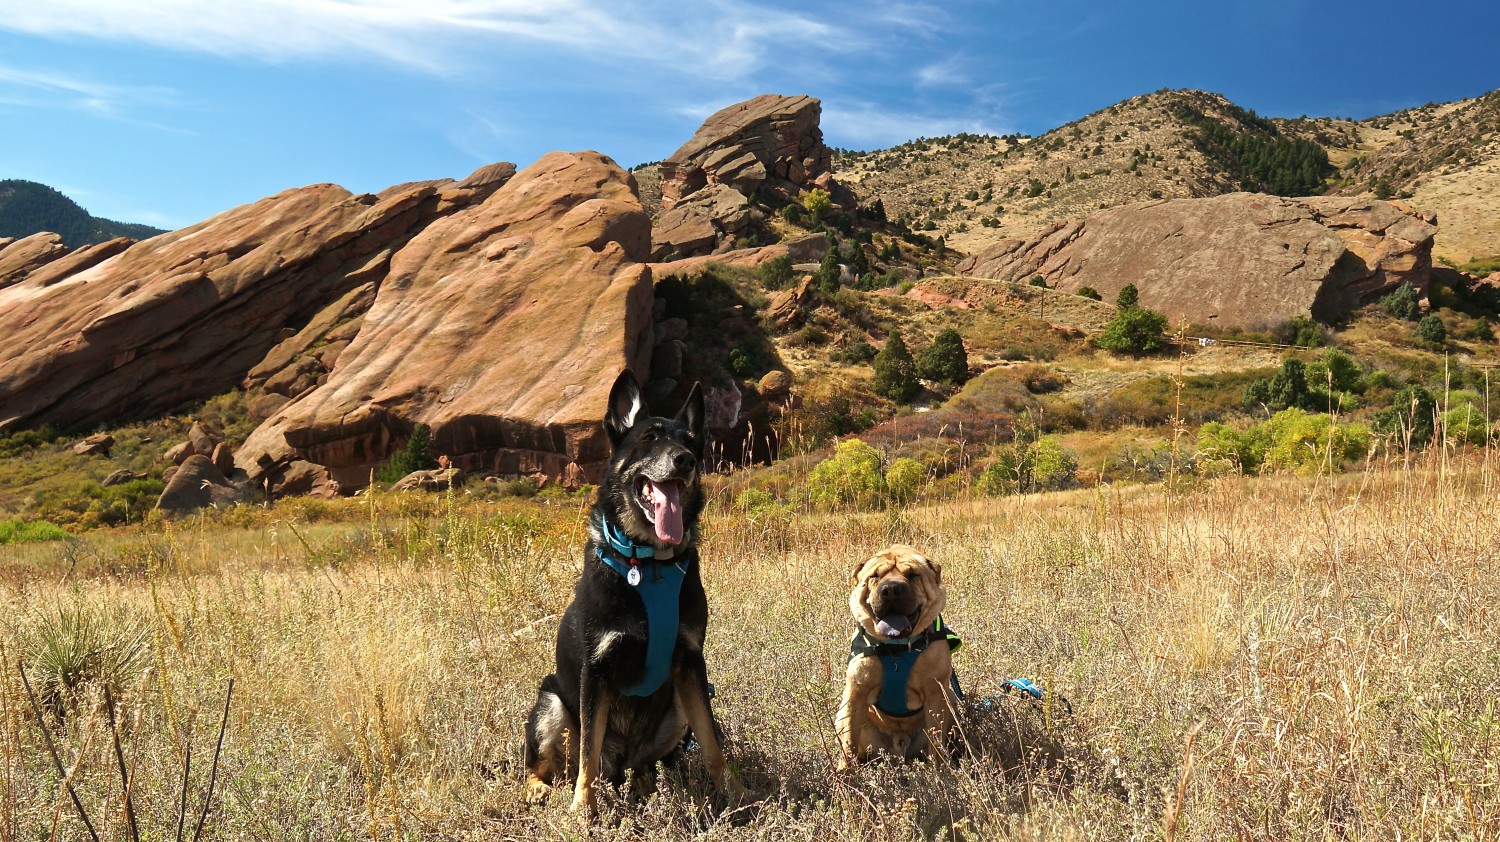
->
0, 179, 167, 248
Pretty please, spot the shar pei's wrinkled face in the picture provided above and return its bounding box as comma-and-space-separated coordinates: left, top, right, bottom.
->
849, 544, 946, 640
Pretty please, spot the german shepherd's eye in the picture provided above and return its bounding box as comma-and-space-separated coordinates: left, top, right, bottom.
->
640, 430, 658, 442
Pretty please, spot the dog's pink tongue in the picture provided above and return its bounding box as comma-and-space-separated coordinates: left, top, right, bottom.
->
876, 614, 912, 637
648, 480, 684, 545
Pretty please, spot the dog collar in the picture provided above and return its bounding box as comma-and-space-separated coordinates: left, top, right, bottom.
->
595, 511, 683, 562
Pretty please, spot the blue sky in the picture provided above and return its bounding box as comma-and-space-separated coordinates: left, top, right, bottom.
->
1, 0, 1495, 230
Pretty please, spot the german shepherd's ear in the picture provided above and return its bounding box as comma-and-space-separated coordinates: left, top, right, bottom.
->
677, 382, 705, 454
605, 370, 645, 446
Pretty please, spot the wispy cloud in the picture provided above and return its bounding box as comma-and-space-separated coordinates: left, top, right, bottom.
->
0, 62, 180, 122
0, 1, 847, 80
915, 55, 969, 87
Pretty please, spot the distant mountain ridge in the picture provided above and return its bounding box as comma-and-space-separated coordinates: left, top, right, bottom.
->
834, 87, 1498, 263
0, 179, 167, 248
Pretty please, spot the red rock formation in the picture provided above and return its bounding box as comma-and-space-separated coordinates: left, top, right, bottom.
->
0, 164, 515, 433
652, 94, 851, 260
956, 193, 1437, 328
235, 151, 654, 491
0, 232, 69, 288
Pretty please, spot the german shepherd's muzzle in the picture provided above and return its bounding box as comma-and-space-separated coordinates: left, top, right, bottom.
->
523, 370, 742, 813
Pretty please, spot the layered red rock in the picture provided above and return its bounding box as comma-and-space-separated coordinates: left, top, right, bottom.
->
235, 151, 654, 491
652, 94, 850, 260
0, 232, 69, 288
956, 193, 1437, 327
0, 164, 515, 433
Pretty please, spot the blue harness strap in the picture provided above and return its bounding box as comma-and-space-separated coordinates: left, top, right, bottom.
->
593, 513, 690, 697
850, 618, 963, 717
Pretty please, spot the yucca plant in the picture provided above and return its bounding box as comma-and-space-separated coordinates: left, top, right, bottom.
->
25, 606, 149, 724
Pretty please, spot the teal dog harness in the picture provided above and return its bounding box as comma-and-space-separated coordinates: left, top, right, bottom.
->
594, 513, 690, 697
849, 618, 963, 717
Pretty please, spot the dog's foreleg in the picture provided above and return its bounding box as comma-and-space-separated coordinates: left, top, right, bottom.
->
672, 655, 745, 801
924, 675, 962, 761
571, 663, 612, 815
836, 663, 874, 769
523, 683, 570, 804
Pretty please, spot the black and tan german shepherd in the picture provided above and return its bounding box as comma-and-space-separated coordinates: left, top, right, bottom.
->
523, 370, 741, 813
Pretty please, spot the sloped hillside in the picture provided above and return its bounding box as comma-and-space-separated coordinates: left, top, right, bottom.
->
835, 89, 1345, 255
0, 179, 166, 247
1334, 92, 1500, 264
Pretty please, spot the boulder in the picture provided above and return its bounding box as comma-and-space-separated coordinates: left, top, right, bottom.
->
956, 193, 1437, 328
268, 460, 340, 499
164, 441, 194, 465
101, 469, 138, 487
155, 455, 248, 514
210, 441, 235, 475
187, 423, 220, 459
236, 151, 654, 492
71, 433, 114, 457
391, 467, 465, 492
758, 370, 792, 399
767, 276, 816, 328
0, 163, 516, 434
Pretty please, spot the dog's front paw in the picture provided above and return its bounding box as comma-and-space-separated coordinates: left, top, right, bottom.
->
569, 786, 596, 816
523, 775, 553, 805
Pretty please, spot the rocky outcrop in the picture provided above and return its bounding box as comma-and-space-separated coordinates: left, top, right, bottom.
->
0, 233, 69, 288
391, 467, 464, 492
651, 233, 830, 279
235, 151, 653, 491
0, 163, 516, 434
652, 94, 851, 260
71, 433, 113, 456
155, 455, 250, 514
956, 193, 1437, 328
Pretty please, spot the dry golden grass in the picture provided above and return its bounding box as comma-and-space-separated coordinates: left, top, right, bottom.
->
2, 455, 1498, 840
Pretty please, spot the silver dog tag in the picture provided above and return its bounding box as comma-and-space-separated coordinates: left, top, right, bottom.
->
627, 566, 642, 586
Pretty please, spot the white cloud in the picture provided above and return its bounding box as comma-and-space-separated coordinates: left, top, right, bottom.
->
0, 0, 847, 80
915, 56, 969, 87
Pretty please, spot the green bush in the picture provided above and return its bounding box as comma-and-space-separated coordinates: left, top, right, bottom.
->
1116, 284, 1139, 309
1374, 384, 1438, 449
757, 254, 794, 290
1416, 314, 1447, 345
916, 328, 969, 385
1030, 437, 1078, 490
1096, 304, 1168, 355
1077, 286, 1102, 301
872, 331, 920, 403
0, 519, 70, 544
814, 248, 841, 293
802, 188, 832, 219
808, 438, 886, 509
1260, 408, 1371, 473
1382, 282, 1421, 321
884, 458, 926, 503
1306, 348, 1363, 393
1443, 401, 1491, 446
834, 340, 878, 363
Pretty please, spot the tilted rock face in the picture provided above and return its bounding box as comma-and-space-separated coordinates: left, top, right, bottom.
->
0, 232, 69, 288
0, 164, 515, 433
236, 151, 654, 491
652, 94, 851, 260
956, 193, 1436, 327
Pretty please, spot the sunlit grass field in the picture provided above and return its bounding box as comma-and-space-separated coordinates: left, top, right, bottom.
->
1, 452, 1497, 840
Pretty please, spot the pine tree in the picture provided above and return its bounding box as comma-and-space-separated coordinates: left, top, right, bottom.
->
872, 331, 920, 402
917, 328, 969, 385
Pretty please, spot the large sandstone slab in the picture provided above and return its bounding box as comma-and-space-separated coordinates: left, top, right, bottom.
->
956, 193, 1436, 328
0, 166, 514, 433
236, 151, 654, 490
